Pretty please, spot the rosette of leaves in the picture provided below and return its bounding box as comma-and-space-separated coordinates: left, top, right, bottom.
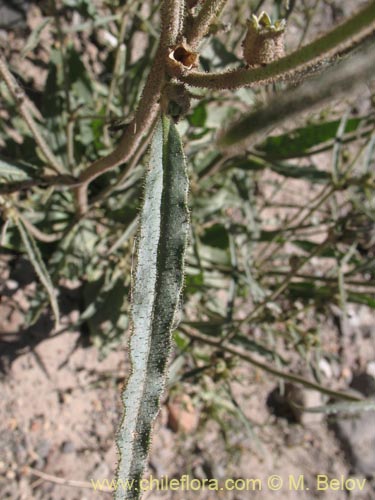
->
242, 11, 286, 66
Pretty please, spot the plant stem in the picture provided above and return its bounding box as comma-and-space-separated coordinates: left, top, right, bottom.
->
181, 326, 362, 402
180, 2, 375, 89
75, 0, 189, 214
221, 236, 332, 345
89, 116, 157, 207
17, 211, 63, 243
219, 45, 375, 147
161, 0, 184, 47
186, 0, 229, 48
75, 46, 164, 213
0, 175, 78, 195
266, 271, 375, 288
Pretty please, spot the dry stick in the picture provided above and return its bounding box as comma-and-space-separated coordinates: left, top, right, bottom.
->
0, 175, 78, 195
75, 0, 185, 214
186, 0, 229, 49
179, 1, 375, 90
181, 326, 362, 402
25, 466, 112, 493
218, 45, 375, 147
0, 56, 66, 175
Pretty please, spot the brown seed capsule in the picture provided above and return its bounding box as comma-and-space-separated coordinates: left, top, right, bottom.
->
242, 11, 286, 66
167, 42, 199, 78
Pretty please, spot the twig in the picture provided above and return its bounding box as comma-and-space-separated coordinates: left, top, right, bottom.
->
89, 117, 156, 207
75, 0, 186, 214
17, 211, 63, 243
180, 325, 362, 402
186, 0, 229, 49
218, 44, 375, 147
0, 55, 66, 175
25, 466, 112, 493
0, 175, 78, 195
220, 236, 332, 345
179, 2, 375, 89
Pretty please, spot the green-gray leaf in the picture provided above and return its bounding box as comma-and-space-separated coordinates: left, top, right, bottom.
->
115, 115, 189, 500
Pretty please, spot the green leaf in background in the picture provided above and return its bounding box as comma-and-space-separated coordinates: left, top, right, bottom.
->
82, 277, 129, 347
287, 282, 334, 303
257, 117, 365, 159
188, 102, 207, 128
292, 240, 336, 258
200, 38, 240, 71
269, 162, 331, 183
63, 0, 97, 17
0, 157, 38, 180
200, 223, 229, 249
66, 46, 93, 105
347, 291, 375, 309
226, 155, 265, 172
115, 115, 189, 500
231, 334, 288, 364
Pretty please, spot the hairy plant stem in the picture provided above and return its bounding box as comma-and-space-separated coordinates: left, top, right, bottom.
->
180, 326, 362, 402
161, 0, 184, 46
75, 47, 165, 214
75, 0, 187, 215
186, 0, 229, 48
179, 2, 375, 89
218, 45, 375, 147
0, 56, 66, 175
89, 116, 157, 207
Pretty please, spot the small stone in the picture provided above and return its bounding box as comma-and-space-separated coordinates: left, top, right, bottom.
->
350, 372, 375, 397
5, 279, 18, 291
61, 440, 75, 454
167, 394, 199, 433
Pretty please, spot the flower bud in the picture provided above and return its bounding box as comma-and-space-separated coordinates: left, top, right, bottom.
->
242, 11, 286, 66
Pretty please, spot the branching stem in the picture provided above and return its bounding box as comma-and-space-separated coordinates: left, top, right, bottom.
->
181, 326, 362, 402
218, 44, 375, 147
186, 0, 229, 48
179, 2, 375, 89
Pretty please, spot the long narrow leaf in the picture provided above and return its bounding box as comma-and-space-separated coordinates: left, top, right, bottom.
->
15, 216, 60, 327
115, 115, 189, 500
